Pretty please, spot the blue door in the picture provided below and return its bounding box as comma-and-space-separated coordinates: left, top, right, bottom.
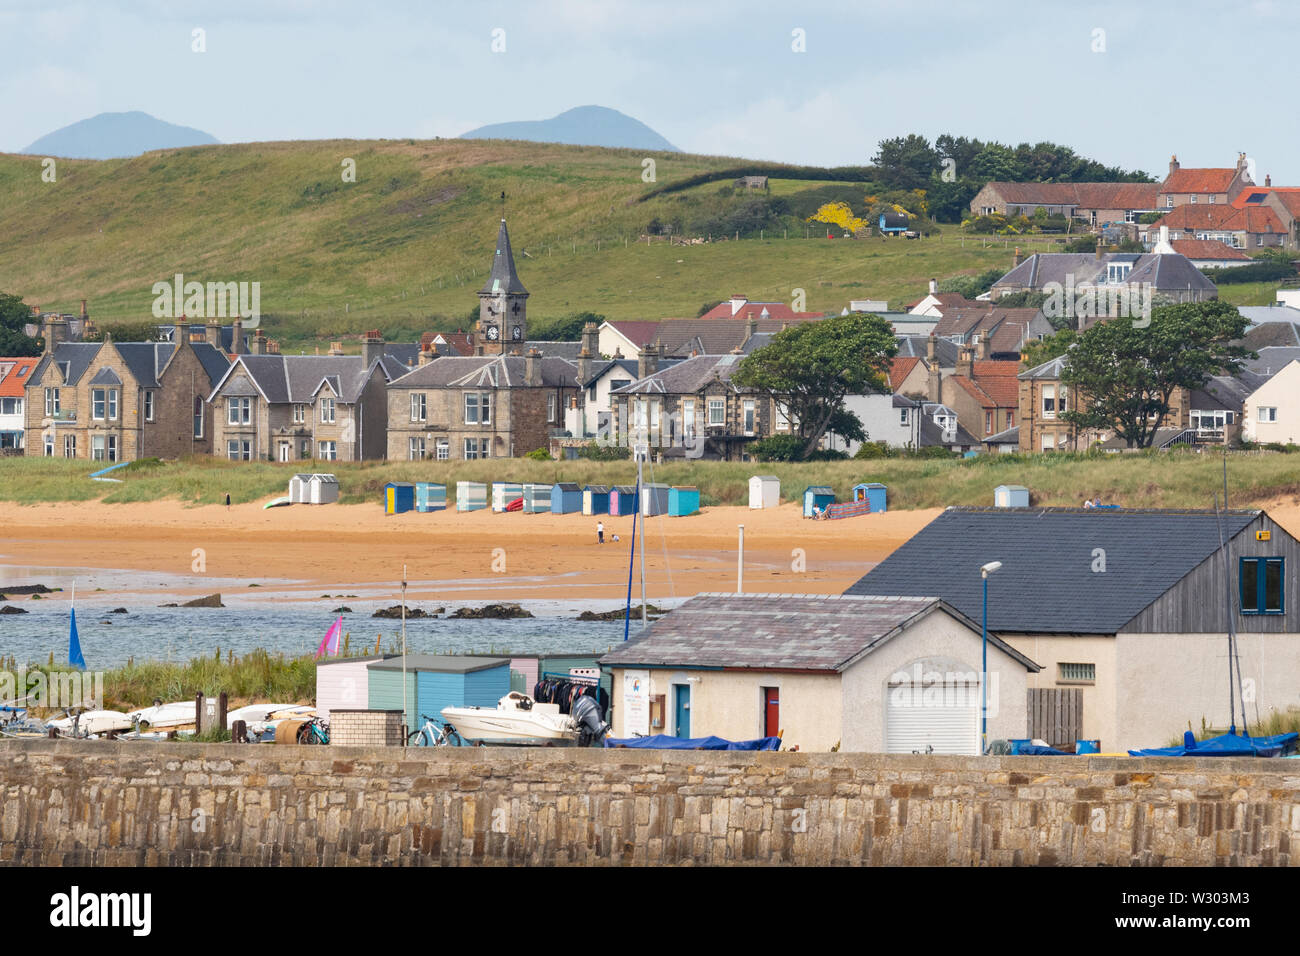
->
674, 684, 691, 738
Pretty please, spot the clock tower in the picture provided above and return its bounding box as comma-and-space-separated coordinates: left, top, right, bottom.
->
477, 219, 528, 356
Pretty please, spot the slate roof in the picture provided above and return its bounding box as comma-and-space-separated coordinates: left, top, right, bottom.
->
1240, 322, 1300, 350
1243, 346, 1300, 376
933, 307, 1044, 347
896, 335, 959, 367
478, 220, 528, 296
613, 354, 745, 395
1018, 355, 1068, 380
598, 593, 1038, 672
531, 340, 582, 361
88, 367, 122, 386
581, 358, 638, 389
215, 355, 381, 404
1123, 254, 1219, 294
388, 354, 577, 389
28, 343, 100, 387
982, 424, 1019, 445
993, 253, 1216, 295
844, 507, 1261, 634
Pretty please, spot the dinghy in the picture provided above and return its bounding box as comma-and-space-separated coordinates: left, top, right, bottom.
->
48, 710, 133, 737
126, 700, 197, 730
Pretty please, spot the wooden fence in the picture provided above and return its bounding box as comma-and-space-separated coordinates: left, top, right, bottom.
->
1027, 688, 1082, 748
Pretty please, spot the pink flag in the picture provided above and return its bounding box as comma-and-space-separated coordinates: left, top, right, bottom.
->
314, 616, 343, 659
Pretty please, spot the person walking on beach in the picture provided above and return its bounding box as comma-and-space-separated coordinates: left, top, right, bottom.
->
225, 492, 231, 510
596, 520, 605, 544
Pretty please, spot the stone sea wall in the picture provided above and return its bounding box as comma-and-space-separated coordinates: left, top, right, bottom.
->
1, 740, 1297, 865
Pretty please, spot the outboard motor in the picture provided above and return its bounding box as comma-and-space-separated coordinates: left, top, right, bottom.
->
571, 693, 608, 747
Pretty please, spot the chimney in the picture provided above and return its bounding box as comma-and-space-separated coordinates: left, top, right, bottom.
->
175, 316, 190, 350
975, 329, 989, 361
43, 315, 67, 354
418, 345, 433, 367
1095, 237, 1104, 260
1169, 154, 1180, 176
637, 342, 659, 380
79, 299, 87, 319
206, 321, 221, 348
1012, 246, 1023, 267
729, 294, 747, 316
253, 330, 267, 355
268, 339, 281, 355
927, 353, 941, 403
328, 341, 344, 357
1237, 152, 1247, 172
1266, 174, 1272, 188
525, 347, 542, 387
361, 329, 383, 368
928, 278, 937, 295
746, 315, 758, 342
1160, 224, 1170, 247
926, 333, 936, 363
577, 321, 597, 384
957, 345, 973, 379
231, 319, 244, 355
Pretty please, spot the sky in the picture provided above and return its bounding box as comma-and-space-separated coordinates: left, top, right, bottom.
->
2, 0, 1298, 181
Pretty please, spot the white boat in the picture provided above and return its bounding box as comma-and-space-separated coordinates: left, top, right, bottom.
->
48, 710, 133, 736
442, 693, 578, 743
126, 701, 197, 730
225, 703, 311, 730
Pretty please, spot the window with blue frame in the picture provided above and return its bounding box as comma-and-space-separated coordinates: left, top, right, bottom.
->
1240, 557, 1284, 614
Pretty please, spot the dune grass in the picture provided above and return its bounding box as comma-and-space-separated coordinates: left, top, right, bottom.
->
1, 449, 1297, 510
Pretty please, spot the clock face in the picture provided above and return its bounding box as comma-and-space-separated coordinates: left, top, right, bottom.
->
511, 325, 522, 340
486, 325, 500, 341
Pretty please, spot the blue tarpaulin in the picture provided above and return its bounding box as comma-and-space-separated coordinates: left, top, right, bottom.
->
1128, 730, 1299, 758
605, 734, 781, 751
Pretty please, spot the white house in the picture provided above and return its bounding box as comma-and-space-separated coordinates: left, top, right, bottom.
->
0, 357, 39, 452
1242, 359, 1300, 444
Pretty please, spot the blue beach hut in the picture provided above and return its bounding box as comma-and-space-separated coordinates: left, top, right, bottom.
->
852, 482, 887, 513
551, 483, 582, 514
802, 485, 835, 517
582, 485, 610, 515
609, 486, 638, 516
668, 486, 700, 516
414, 482, 446, 512
523, 483, 553, 513
384, 482, 415, 516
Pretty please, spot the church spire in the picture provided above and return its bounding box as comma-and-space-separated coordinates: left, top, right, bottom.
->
479, 219, 528, 297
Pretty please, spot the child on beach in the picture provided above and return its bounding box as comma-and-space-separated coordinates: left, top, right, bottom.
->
596, 520, 605, 544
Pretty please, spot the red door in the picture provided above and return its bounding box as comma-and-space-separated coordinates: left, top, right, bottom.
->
763, 687, 780, 738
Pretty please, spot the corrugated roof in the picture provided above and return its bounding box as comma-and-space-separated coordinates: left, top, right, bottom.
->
845, 507, 1261, 634
598, 593, 1039, 672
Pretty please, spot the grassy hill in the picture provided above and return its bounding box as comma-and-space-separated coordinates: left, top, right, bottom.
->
1, 138, 1030, 349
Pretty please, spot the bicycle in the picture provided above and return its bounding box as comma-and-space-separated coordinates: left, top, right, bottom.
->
296, 716, 330, 745
407, 714, 464, 747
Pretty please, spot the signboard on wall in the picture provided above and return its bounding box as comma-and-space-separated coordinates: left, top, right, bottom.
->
623, 670, 650, 736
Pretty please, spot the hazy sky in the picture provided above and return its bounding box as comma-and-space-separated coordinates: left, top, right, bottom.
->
3, 0, 1297, 181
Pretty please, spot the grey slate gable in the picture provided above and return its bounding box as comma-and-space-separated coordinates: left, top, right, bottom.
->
844, 507, 1260, 634
599, 593, 1038, 672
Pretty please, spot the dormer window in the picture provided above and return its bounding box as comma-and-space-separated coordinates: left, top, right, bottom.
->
1106, 263, 1131, 284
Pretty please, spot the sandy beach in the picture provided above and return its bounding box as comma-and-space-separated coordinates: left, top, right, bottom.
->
0, 500, 943, 606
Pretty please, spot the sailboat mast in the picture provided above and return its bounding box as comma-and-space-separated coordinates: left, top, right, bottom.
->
638, 448, 647, 629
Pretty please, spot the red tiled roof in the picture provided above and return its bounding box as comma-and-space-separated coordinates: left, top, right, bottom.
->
604, 321, 663, 349
1263, 189, 1300, 218
949, 374, 994, 407
970, 360, 1020, 407
1231, 188, 1272, 209
1161, 168, 1237, 195
0, 357, 40, 397
1168, 239, 1251, 261
1153, 204, 1285, 234
1069, 183, 1161, 210
889, 357, 920, 392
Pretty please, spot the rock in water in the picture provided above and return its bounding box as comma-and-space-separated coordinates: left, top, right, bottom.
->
372, 605, 433, 619
577, 604, 666, 621
159, 593, 224, 608
111, 607, 128, 614
449, 603, 533, 619
0, 605, 28, 614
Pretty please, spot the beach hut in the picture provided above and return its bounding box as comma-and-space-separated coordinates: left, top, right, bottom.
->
384, 481, 415, 516
802, 485, 835, 518
288, 473, 314, 504
307, 473, 340, 504
994, 484, 1030, 508
852, 482, 887, 513
510, 656, 540, 695
414, 482, 447, 512
492, 481, 524, 513
609, 485, 639, 516
640, 482, 670, 516
551, 482, 582, 514
583, 484, 610, 515
523, 483, 553, 513
456, 481, 488, 512
366, 655, 511, 735
749, 475, 780, 510
668, 486, 700, 516
315, 654, 395, 721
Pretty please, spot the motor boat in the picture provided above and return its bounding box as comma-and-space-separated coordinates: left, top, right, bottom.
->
441, 692, 601, 745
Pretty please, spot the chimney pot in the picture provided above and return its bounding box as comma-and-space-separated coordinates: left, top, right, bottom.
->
928, 278, 937, 295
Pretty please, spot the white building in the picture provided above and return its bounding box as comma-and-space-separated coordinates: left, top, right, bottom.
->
0, 357, 40, 452
1242, 359, 1300, 445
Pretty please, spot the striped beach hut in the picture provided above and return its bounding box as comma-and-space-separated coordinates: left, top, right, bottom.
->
456, 481, 488, 512
802, 485, 835, 517
523, 483, 553, 513
640, 482, 670, 516
367, 655, 511, 735
551, 483, 582, 514
609, 485, 638, 516
492, 481, 524, 513
414, 482, 447, 512
582, 484, 611, 515
668, 486, 700, 516
384, 481, 415, 516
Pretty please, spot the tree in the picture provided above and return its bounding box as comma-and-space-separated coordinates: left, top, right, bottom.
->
1060, 301, 1251, 448
1020, 328, 1076, 369
732, 313, 897, 458
872, 135, 937, 191
0, 292, 40, 356
806, 200, 868, 235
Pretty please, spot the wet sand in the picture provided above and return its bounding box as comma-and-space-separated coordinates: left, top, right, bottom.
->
0, 500, 942, 606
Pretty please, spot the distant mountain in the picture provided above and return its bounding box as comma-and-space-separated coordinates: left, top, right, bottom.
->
460, 105, 678, 152
22, 111, 219, 159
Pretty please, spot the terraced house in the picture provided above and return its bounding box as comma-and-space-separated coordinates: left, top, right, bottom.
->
23, 317, 228, 462
385, 349, 579, 460
207, 345, 397, 462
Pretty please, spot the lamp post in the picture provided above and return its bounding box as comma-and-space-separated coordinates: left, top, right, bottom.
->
980, 561, 1002, 755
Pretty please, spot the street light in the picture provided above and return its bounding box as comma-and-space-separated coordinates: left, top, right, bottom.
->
980, 561, 1002, 755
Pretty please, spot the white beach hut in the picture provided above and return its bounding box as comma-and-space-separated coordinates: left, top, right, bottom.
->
749, 475, 780, 509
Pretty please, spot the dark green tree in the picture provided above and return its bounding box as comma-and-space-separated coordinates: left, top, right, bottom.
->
872, 135, 937, 191
1060, 302, 1251, 448
0, 292, 40, 356
732, 313, 897, 458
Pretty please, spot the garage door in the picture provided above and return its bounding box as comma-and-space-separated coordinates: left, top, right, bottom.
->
886, 679, 979, 755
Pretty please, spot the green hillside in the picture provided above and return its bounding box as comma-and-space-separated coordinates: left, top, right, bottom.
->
1, 138, 1028, 348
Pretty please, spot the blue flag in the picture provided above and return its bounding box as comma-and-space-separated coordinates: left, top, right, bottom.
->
68, 607, 85, 670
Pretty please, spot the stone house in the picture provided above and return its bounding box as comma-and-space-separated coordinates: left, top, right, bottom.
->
1156, 153, 1254, 209
941, 352, 1020, 441
385, 349, 579, 461
24, 317, 229, 461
